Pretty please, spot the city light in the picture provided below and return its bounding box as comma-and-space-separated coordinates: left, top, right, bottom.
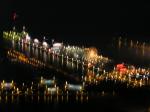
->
25, 34, 31, 41
42, 41, 48, 48
2, 30, 150, 99
34, 38, 39, 43
87, 47, 98, 61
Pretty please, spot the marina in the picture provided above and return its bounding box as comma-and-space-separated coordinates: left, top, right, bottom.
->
1, 1, 150, 111
0, 29, 150, 112
1, 29, 150, 97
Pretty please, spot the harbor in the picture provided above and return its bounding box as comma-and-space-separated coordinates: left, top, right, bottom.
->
0, 28, 150, 112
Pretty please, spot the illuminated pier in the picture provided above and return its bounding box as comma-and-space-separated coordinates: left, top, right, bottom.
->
2, 29, 150, 101
3, 30, 111, 75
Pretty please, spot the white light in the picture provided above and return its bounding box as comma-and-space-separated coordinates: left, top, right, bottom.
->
43, 41, 48, 47
67, 84, 83, 91
53, 43, 62, 47
26, 34, 30, 41
34, 38, 39, 43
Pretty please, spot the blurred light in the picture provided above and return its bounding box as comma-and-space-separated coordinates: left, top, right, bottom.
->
26, 34, 31, 41
42, 41, 48, 47
34, 38, 39, 43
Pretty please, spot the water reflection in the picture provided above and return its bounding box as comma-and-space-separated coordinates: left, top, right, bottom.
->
0, 94, 89, 104
2, 33, 150, 112
9, 39, 101, 80
43, 51, 47, 63
110, 37, 150, 67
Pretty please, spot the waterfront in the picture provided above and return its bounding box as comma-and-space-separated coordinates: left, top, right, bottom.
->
0, 30, 150, 112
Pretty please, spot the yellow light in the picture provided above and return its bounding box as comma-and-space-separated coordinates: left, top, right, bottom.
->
85, 47, 98, 62
80, 86, 82, 91
90, 50, 95, 58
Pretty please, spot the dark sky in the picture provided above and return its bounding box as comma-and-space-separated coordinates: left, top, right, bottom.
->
1, 1, 150, 41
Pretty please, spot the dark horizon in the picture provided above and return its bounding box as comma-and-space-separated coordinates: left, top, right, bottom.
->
1, 1, 150, 41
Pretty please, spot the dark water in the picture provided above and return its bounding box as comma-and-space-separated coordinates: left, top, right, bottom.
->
0, 34, 150, 112
0, 91, 150, 112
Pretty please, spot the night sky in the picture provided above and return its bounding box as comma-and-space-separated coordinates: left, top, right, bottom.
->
1, 1, 150, 41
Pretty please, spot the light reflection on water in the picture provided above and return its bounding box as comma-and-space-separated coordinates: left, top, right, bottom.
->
109, 38, 150, 67
0, 93, 149, 112
13, 40, 84, 78
2, 38, 150, 112
0, 94, 88, 104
